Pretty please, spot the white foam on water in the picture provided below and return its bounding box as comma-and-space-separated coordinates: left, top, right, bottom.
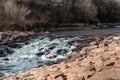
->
0, 35, 84, 79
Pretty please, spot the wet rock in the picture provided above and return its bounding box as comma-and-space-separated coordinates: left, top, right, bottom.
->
0, 32, 3, 41
80, 41, 89, 46
0, 51, 5, 57
105, 36, 113, 40
0, 72, 4, 78
48, 55, 57, 59
57, 49, 68, 55
3, 35, 120, 80
12, 32, 28, 39
49, 45, 56, 50
0, 45, 10, 57
90, 41, 98, 45
57, 49, 63, 54
36, 52, 45, 56
4, 58, 9, 61
8, 43, 24, 48
0, 32, 33, 46
0, 32, 8, 42
94, 36, 104, 41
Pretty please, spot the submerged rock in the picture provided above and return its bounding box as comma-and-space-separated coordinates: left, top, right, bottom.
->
4, 35, 120, 80
0, 72, 5, 79
0, 34, 87, 79
48, 55, 57, 59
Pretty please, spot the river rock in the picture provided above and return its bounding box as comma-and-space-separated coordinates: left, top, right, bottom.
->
113, 36, 120, 40
67, 73, 85, 80
0, 50, 5, 57
0, 72, 4, 78
90, 41, 98, 45
48, 55, 57, 59
0, 45, 13, 57
0, 32, 4, 41
3, 35, 120, 80
8, 43, 25, 48
109, 41, 119, 48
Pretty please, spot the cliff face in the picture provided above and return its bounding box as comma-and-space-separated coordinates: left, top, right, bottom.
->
4, 36, 120, 80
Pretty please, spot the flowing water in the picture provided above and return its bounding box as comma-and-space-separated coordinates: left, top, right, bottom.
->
0, 34, 86, 79
0, 27, 120, 79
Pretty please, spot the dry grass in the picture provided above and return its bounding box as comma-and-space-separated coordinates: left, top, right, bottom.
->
0, 0, 31, 28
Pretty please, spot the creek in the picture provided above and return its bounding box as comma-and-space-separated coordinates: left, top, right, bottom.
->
1, 27, 120, 79
0, 34, 86, 79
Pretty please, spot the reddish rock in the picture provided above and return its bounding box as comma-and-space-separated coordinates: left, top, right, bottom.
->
88, 68, 120, 80
48, 73, 63, 80
4, 36, 120, 80
113, 36, 120, 40
90, 41, 98, 45
109, 41, 119, 48
52, 76, 64, 80
48, 55, 57, 59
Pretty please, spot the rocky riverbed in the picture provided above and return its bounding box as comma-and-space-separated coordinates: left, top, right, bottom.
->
0, 31, 94, 79
0, 30, 120, 80
4, 35, 120, 80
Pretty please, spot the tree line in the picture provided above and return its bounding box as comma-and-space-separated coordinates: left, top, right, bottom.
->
0, 0, 120, 31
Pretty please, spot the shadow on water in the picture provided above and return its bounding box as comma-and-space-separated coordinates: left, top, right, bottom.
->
50, 27, 120, 36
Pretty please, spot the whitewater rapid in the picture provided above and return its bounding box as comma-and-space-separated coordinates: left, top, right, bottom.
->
0, 34, 85, 79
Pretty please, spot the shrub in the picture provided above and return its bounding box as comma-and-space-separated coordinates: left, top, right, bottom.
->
49, 0, 98, 24
0, 0, 31, 29
93, 0, 120, 23
49, 5, 71, 24
73, 0, 98, 24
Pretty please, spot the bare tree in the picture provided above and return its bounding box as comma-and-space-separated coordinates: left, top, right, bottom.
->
72, 0, 98, 23
93, 0, 120, 23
